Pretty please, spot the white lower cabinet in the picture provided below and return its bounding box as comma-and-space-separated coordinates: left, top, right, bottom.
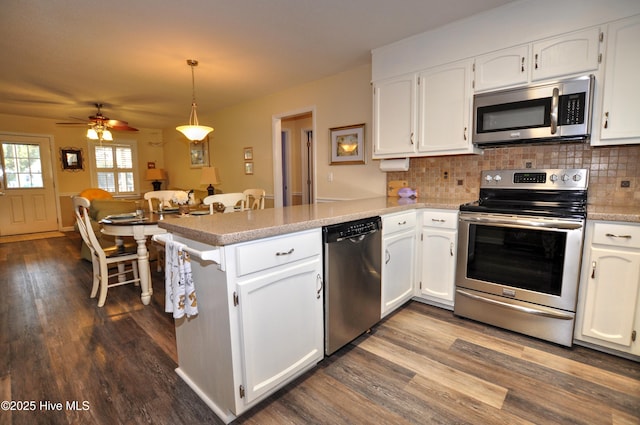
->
575, 221, 640, 357
417, 209, 459, 309
171, 229, 324, 424
381, 211, 417, 317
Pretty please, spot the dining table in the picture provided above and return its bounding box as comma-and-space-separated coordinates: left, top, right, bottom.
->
100, 207, 215, 305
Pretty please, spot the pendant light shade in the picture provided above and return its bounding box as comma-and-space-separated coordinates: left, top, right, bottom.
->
176, 59, 213, 141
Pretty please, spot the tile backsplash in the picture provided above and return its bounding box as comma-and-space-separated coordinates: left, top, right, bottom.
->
386, 143, 640, 206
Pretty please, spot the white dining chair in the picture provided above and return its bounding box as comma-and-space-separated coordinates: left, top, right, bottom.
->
144, 190, 189, 212
73, 196, 141, 307
203, 193, 246, 214
243, 188, 266, 210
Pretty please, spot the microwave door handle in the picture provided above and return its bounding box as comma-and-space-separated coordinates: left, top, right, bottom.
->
550, 87, 559, 135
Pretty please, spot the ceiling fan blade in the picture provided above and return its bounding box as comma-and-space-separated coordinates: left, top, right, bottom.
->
56, 122, 89, 126
109, 123, 139, 131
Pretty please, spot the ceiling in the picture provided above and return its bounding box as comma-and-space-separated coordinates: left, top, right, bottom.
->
0, 0, 514, 130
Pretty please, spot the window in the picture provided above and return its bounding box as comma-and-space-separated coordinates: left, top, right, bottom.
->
89, 140, 138, 196
2, 143, 43, 188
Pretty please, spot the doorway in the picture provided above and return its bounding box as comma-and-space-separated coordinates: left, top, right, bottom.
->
272, 107, 316, 208
0, 133, 58, 236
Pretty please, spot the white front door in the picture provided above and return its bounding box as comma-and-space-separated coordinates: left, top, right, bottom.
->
0, 133, 58, 236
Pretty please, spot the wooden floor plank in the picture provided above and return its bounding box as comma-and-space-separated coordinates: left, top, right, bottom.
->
1, 234, 639, 425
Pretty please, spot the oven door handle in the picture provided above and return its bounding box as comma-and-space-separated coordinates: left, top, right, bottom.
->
456, 290, 574, 320
459, 215, 583, 230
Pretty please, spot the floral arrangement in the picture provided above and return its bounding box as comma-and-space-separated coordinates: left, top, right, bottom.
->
172, 191, 189, 205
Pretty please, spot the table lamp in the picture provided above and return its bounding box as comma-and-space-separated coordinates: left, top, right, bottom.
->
200, 166, 220, 196
145, 168, 165, 191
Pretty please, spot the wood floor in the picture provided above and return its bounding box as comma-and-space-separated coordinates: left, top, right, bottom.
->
1, 233, 638, 425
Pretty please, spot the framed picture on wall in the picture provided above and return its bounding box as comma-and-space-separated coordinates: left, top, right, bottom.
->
244, 162, 254, 175
243, 147, 253, 160
189, 139, 210, 168
60, 147, 84, 171
329, 123, 365, 165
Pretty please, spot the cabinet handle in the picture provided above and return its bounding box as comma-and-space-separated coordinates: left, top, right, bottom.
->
316, 274, 323, 299
431, 218, 445, 223
450, 242, 454, 257
534, 53, 539, 69
605, 233, 631, 239
410, 132, 414, 145
276, 248, 295, 256
385, 249, 391, 265
398, 220, 407, 226
603, 112, 609, 129
463, 127, 467, 141
521, 56, 525, 73
591, 261, 596, 279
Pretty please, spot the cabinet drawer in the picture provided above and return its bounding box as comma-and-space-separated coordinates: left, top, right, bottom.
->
592, 222, 640, 249
422, 209, 458, 229
235, 229, 321, 277
382, 211, 416, 235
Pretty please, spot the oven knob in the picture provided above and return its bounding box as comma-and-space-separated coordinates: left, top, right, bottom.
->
485, 175, 493, 182
573, 173, 582, 182
550, 174, 559, 182
494, 175, 502, 182
561, 174, 570, 182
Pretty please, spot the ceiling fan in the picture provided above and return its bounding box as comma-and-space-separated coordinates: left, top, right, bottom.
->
57, 103, 138, 141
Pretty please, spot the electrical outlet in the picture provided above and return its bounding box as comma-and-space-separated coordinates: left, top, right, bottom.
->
443, 171, 449, 179
525, 162, 532, 168
621, 180, 631, 188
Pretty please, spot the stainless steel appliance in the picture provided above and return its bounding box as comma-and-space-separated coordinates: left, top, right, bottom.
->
455, 169, 588, 346
473, 75, 594, 146
323, 216, 382, 355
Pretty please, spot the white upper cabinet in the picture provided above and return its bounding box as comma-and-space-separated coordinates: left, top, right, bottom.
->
474, 27, 602, 92
417, 60, 477, 156
531, 27, 602, 81
474, 45, 529, 92
596, 15, 640, 144
372, 74, 417, 158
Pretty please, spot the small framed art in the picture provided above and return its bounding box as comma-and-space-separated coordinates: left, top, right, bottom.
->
189, 139, 210, 168
329, 123, 365, 165
61, 147, 83, 171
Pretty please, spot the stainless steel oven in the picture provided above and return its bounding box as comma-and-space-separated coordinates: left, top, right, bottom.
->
455, 168, 588, 346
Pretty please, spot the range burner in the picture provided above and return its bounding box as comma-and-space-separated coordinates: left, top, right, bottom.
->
461, 168, 588, 219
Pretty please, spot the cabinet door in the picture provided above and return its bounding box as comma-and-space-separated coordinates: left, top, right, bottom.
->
382, 230, 416, 317
372, 74, 417, 157
531, 27, 601, 81
599, 15, 640, 142
417, 60, 474, 155
581, 247, 640, 349
420, 228, 457, 306
237, 257, 323, 403
474, 45, 529, 92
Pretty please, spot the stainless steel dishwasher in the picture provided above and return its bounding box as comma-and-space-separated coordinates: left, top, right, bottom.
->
323, 216, 382, 355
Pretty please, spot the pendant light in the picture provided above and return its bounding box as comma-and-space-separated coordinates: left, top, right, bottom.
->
176, 59, 213, 141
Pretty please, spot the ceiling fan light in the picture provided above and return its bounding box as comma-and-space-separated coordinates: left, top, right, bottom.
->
176, 124, 214, 141
87, 128, 99, 140
102, 130, 113, 141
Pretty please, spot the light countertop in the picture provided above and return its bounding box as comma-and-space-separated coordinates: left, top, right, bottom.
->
158, 196, 640, 246
158, 196, 473, 246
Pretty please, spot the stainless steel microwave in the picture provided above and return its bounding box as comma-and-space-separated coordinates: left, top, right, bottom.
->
472, 75, 594, 146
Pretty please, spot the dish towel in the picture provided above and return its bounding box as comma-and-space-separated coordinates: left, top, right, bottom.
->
165, 237, 198, 318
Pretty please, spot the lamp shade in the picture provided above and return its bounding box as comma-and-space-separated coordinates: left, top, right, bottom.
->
199, 167, 219, 185
176, 125, 213, 141
200, 166, 219, 196
145, 168, 165, 181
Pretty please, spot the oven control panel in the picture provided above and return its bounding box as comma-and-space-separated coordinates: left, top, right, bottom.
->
481, 168, 588, 190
